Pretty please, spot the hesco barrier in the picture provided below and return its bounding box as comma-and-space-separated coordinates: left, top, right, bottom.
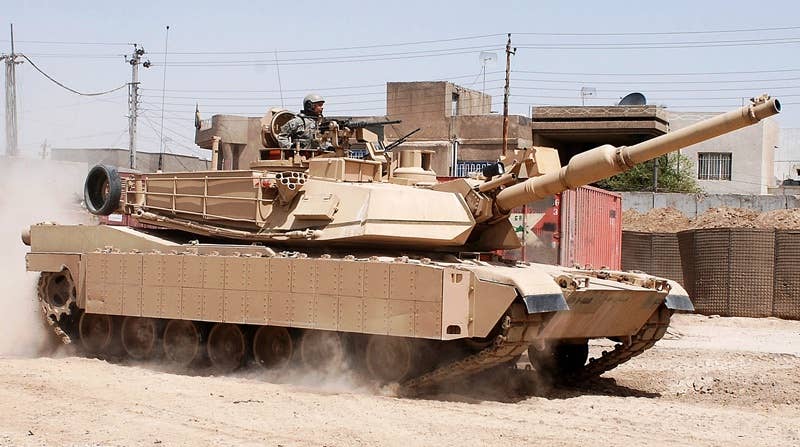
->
774, 230, 800, 319
621, 231, 684, 286
678, 228, 775, 318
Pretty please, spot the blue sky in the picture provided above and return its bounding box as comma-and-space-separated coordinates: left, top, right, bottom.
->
2, 0, 798, 158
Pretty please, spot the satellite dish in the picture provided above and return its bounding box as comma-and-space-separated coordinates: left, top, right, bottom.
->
618, 92, 647, 106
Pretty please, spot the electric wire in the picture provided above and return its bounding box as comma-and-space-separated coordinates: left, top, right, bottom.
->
21, 55, 127, 96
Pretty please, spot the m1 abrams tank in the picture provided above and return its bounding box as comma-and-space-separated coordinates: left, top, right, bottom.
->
24, 96, 780, 395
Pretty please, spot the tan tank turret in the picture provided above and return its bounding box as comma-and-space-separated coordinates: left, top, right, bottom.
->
22, 95, 781, 395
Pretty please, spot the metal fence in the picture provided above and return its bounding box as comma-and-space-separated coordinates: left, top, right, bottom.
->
455, 161, 494, 177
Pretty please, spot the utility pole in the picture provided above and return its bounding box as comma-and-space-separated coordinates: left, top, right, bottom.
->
40, 139, 48, 159
501, 34, 516, 157
126, 44, 150, 169
2, 24, 23, 157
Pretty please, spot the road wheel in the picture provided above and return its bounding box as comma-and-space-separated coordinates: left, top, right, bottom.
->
365, 336, 414, 383
121, 317, 159, 360
252, 326, 293, 370
298, 330, 345, 371
79, 313, 113, 355
207, 323, 246, 372
163, 320, 202, 367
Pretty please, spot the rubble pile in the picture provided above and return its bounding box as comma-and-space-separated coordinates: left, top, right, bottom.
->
623, 206, 800, 232
688, 207, 760, 230
622, 208, 691, 232
755, 209, 800, 230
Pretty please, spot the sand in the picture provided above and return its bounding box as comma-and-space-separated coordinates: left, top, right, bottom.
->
0, 313, 798, 446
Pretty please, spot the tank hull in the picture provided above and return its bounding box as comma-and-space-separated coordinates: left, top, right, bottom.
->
28, 223, 689, 393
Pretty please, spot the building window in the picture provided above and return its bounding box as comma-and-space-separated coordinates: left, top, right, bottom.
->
451, 93, 459, 116
697, 152, 732, 180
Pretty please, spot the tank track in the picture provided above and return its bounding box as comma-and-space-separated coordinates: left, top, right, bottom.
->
399, 303, 540, 396
399, 304, 673, 395
568, 305, 673, 382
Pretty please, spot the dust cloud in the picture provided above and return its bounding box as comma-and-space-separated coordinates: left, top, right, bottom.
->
0, 157, 91, 357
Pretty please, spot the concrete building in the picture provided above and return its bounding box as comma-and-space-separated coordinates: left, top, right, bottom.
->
667, 111, 779, 195
384, 81, 531, 176
775, 128, 800, 181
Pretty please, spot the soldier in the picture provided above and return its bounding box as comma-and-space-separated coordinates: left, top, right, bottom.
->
277, 93, 326, 149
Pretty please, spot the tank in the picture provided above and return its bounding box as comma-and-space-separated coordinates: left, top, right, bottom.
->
24, 95, 780, 395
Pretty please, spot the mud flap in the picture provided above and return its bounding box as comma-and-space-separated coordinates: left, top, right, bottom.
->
665, 293, 694, 311
521, 293, 568, 314
664, 280, 694, 311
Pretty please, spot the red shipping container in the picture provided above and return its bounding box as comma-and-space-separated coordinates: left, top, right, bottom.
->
503, 186, 621, 270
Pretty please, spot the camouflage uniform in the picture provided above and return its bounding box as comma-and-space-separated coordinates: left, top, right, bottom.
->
277, 112, 323, 149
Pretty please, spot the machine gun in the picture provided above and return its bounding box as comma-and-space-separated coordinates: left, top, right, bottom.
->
319, 118, 402, 132
384, 128, 421, 151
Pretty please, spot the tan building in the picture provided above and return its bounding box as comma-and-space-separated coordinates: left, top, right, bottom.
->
385, 81, 531, 176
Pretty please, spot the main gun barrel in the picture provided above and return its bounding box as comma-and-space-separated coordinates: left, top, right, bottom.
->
495, 96, 781, 213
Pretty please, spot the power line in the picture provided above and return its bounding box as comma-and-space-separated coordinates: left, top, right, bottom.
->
21, 55, 127, 96
146, 33, 504, 55
0, 39, 133, 46
513, 75, 800, 85
513, 68, 800, 76
151, 46, 505, 67
515, 39, 800, 50
513, 25, 800, 36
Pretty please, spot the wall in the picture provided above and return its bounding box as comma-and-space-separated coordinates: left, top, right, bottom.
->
666, 111, 777, 194
621, 191, 800, 217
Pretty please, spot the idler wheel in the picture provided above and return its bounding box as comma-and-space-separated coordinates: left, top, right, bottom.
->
252, 326, 293, 370
365, 335, 414, 383
121, 317, 159, 360
38, 270, 76, 322
84, 164, 122, 216
78, 313, 113, 354
207, 323, 246, 372
298, 330, 345, 371
162, 320, 202, 367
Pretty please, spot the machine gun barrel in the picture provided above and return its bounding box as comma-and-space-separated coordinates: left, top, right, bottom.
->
320, 118, 402, 131
384, 127, 421, 151
494, 96, 781, 213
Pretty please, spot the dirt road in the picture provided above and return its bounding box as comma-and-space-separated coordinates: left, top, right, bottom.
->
1, 314, 799, 446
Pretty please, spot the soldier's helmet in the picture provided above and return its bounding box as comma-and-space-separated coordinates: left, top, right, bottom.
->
303, 93, 325, 115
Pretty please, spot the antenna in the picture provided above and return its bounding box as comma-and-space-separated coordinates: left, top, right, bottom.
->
158, 25, 170, 172
580, 86, 596, 106
274, 50, 284, 108
478, 51, 496, 113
